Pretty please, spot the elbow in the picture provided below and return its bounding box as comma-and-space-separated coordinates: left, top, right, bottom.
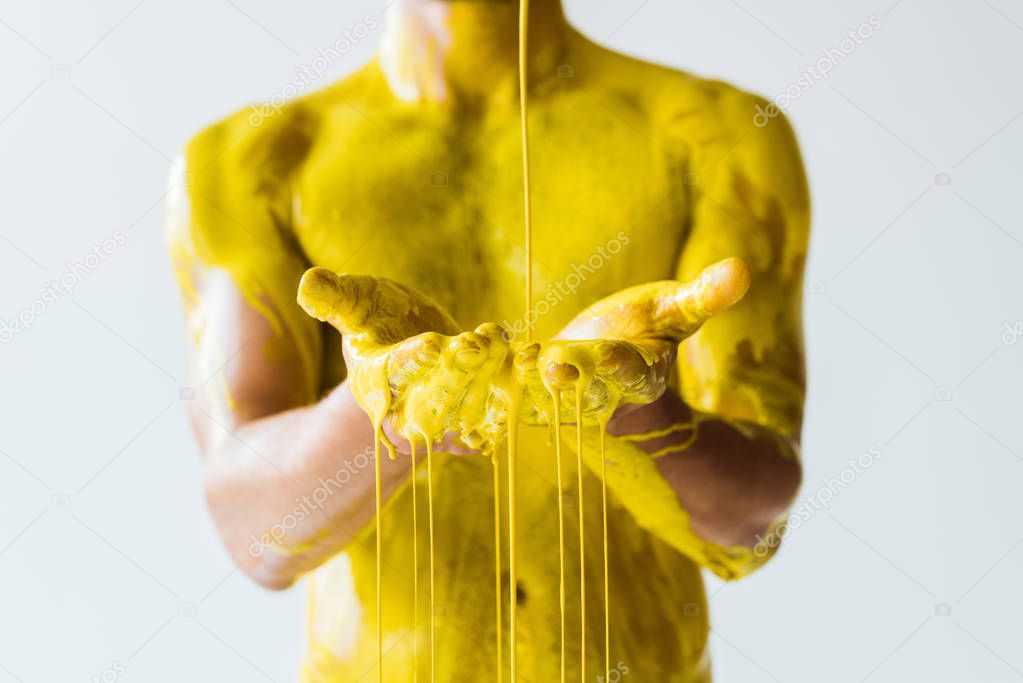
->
742, 452, 802, 554
202, 467, 304, 592
764, 452, 803, 522
744, 452, 802, 543
691, 451, 803, 550
216, 513, 306, 592
221, 523, 310, 591
241, 552, 302, 592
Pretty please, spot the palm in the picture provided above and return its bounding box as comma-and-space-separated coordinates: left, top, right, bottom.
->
298, 268, 512, 452
518, 257, 751, 423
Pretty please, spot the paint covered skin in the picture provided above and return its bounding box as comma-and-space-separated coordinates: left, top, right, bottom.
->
296, 258, 750, 444
168, 27, 808, 683
297, 257, 752, 683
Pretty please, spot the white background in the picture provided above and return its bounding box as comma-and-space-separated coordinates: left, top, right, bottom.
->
1, 0, 1022, 681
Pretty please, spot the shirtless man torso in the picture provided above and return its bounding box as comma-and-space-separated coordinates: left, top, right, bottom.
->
168, 1, 808, 680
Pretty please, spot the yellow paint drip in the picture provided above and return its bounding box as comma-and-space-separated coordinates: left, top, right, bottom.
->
520, 0, 533, 344
426, 438, 436, 683
410, 440, 419, 683
599, 418, 611, 683
618, 419, 699, 442
575, 382, 587, 683
549, 390, 567, 683
373, 422, 384, 683
505, 384, 522, 683
492, 451, 503, 683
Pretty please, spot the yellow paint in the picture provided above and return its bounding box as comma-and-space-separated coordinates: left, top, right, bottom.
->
648, 439, 699, 461
505, 384, 522, 683
548, 390, 567, 683
410, 441, 419, 683
169, 6, 809, 679
514, 5, 531, 671
520, 0, 534, 343
491, 452, 502, 683
599, 418, 611, 683
373, 424, 383, 683
296, 256, 753, 681
648, 424, 702, 459
426, 438, 436, 682
574, 382, 587, 683
618, 418, 700, 442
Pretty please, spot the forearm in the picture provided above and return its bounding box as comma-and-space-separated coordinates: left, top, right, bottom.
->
202, 382, 411, 589
608, 391, 802, 548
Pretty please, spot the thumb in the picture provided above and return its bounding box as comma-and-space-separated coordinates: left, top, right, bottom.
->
297, 268, 460, 346
653, 257, 750, 340
555, 257, 750, 343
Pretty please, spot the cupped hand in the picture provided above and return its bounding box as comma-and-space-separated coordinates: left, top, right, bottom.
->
515, 257, 751, 424
296, 258, 750, 454
297, 268, 513, 455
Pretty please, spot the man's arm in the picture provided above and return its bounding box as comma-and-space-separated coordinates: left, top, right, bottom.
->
568, 84, 808, 579
665, 83, 809, 557
182, 273, 415, 590
168, 112, 408, 590
608, 393, 801, 551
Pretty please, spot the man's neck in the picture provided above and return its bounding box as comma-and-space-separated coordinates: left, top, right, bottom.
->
379, 0, 569, 106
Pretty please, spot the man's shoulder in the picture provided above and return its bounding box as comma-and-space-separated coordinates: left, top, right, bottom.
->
181, 60, 384, 180
575, 35, 774, 137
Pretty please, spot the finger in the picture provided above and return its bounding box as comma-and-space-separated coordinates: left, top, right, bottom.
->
381, 418, 414, 456
653, 257, 750, 340
513, 342, 541, 379
449, 331, 489, 371
536, 341, 588, 391
566, 339, 671, 411
593, 340, 667, 391
545, 361, 581, 388
297, 268, 460, 345
387, 334, 442, 387
473, 321, 509, 341
539, 339, 662, 390
296, 268, 363, 333
606, 341, 673, 405
438, 430, 483, 456
555, 258, 750, 342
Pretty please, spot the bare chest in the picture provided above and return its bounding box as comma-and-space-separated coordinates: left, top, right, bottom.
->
294, 96, 689, 336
